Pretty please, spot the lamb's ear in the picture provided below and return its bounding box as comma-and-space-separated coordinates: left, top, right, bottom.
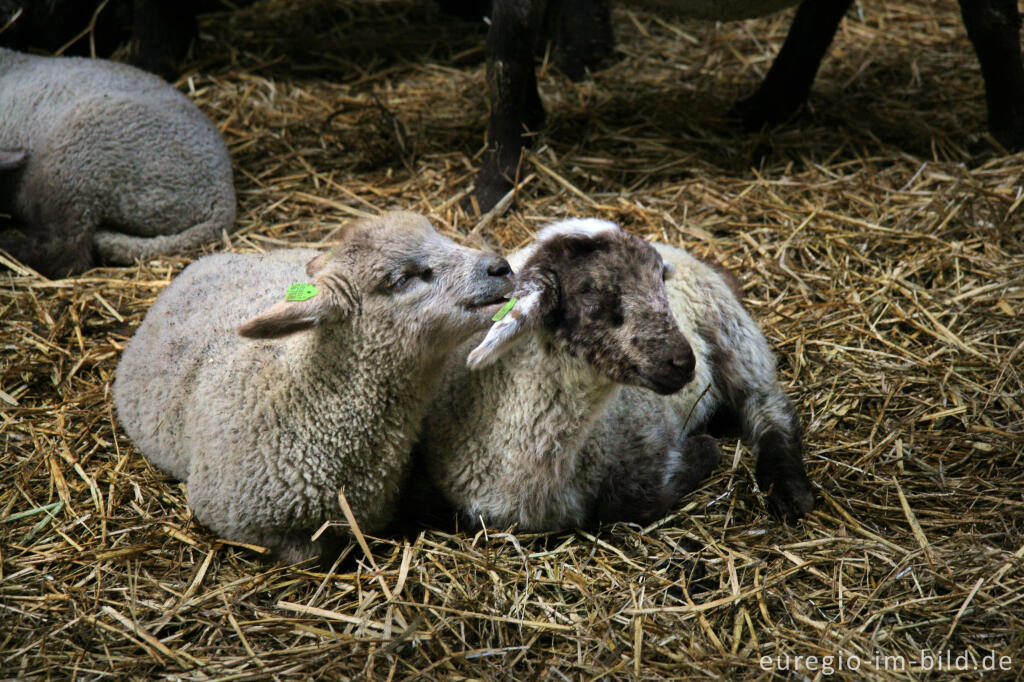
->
466, 289, 546, 369
305, 252, 331, 278
0, 149, 27, 170
238, 280, 351, 339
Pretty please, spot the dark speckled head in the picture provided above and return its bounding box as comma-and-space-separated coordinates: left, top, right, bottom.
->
467, 219, 693, 395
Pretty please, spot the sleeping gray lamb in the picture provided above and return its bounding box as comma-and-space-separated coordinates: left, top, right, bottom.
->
113, 211, 513, 562
0, 47, 235, 278
415, 218, 812, 531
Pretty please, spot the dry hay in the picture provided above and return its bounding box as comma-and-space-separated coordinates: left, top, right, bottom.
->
2, 0, 1023, 679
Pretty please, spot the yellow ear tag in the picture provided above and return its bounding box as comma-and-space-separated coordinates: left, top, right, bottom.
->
492, 297, 517, 322
285, 283, 318, 302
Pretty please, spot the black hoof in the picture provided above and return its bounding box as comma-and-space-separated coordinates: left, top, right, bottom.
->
765, 476, 815, 522
729, 91, 805, 131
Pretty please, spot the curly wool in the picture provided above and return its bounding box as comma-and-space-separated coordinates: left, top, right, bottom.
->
0, 48, 234, 276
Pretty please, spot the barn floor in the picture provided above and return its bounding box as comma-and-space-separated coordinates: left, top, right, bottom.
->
2, 0, 1022, 678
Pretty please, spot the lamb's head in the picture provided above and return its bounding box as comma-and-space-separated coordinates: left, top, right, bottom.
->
467, 219, 695, 395
237, 211, 513, 354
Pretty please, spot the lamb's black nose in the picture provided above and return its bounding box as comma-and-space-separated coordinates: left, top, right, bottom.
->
671, 347, 696, 381
485, 257, 512, 278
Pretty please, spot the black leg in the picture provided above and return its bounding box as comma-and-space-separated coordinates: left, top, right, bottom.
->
436, 0, 493, 21
706, 323, 814, 521
959, 0, 1024, 150
748, 393, 814, 521
2, 165, 96, 277
546, 0, 614, 81
468, 0, 545, 214
130, 0, 199, 80
731, 0, 853, 129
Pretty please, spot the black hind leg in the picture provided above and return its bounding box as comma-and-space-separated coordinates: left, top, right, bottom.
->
958, 0, 1024, 150
731, 0, 852, 129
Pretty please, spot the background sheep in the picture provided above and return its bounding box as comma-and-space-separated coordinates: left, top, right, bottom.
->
0, 47, 235, 278
415, 219, 812, 532
113, 211, 513, 562
469, 0, 1024, 211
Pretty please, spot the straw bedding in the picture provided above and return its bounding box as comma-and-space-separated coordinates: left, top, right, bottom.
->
1, 0, 1022, 678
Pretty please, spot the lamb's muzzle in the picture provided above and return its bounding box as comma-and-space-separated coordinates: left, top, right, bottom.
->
460, 254, 513, 312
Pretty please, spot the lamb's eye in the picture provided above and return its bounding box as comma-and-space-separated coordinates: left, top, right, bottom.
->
583, 297, 624, 326
390, 273, 412, 291
385, 262, 432, 293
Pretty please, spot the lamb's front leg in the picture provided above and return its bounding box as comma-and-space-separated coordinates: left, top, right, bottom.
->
0, 209, 94, 277
467, 0, 546, 213
740, 385, 813, 520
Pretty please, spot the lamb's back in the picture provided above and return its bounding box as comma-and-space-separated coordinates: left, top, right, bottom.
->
113, 249, 319, 479
0, 49, 178, 149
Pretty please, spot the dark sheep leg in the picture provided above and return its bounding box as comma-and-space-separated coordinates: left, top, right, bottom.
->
546, 0, 614, 81
731, 0, 853, 129
468, 0, 545, 213
130, 0, 199, 80
959, 0, 1024, 150
435, 0, 493, 21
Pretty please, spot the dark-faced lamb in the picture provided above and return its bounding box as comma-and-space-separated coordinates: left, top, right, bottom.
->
468, 0, 1024, 211
415, 219, 812, 532
0, 47, 234, 278
113, 211, 513, 562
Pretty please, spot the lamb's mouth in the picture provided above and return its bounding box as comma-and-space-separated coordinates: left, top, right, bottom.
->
464, 294, 510, 312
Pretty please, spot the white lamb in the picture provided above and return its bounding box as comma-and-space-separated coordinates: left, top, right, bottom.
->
114, 211, 513, 561
0, 47, 234, 277
415, 219, 813, 531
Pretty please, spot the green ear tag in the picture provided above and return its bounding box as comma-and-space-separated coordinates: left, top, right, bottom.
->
492, 297, 517, 322
285, 283, 318, 302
